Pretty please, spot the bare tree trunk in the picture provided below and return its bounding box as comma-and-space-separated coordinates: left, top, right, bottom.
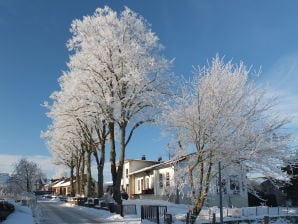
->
86, 150, 92, 197
70, 157, 75, 196
26, 173, 30, 192
114, 125, 126, 205
98, 143, 105, 197
95, 123, 107, 198
109, 122, 118, 201
93, 145, 105, 198
75, 156, 81, 196
189, 157, 213, 224
93, 152, 100, 197
80, 150, 86, 196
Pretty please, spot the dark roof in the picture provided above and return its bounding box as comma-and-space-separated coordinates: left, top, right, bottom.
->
129, 153, 194, 175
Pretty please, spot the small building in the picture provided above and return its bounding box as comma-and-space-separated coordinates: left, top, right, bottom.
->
121, 156, 160, 195
35, 178, 49, 191
121, 154, 248, 208
51, 178, 72, 196
248, 177, 287, 206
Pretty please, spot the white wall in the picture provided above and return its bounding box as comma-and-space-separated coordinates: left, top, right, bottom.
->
133, 172, 155, 194
154, 166, 174, 197
122, 160, 158, 193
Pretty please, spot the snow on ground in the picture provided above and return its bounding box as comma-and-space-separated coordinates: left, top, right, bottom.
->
123, 198, 190, 223
63, 201, 118, 219
1, 197, 297, 223
63, 198, 191, 223
239, 218, 293, 224
61, 198, 297, 223
62, 201, 141, 223
2, 201, 34, 224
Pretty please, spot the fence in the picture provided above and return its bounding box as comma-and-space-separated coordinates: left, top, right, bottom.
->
195, 206, 298, 222
122, 204, 137, 216
141, 205, 167, 224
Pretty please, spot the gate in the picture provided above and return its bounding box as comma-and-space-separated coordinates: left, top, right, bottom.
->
141, 205, 167, 224
122, 204, 137, 216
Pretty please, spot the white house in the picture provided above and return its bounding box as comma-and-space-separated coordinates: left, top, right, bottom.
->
121, 155, 160, 194
121, 155, 248, 208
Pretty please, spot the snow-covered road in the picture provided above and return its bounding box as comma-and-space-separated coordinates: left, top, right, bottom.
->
38, 201, 121, 223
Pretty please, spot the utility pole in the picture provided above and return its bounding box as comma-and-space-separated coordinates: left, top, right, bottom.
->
218, 161, 224, 224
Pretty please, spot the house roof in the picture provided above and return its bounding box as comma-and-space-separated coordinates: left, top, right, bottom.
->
129, 163, 162, 175
117, 159, 159, 168
59, 181, 71, 187
52, 180, 66, 188
40, 178, 48, 185
129, 153, 193, 175
124, 159, 158, 163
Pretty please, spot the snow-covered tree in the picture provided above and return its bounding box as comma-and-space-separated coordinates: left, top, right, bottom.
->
43, 119, 81, 196
43, 71, 106, 197
162, 56, 292, 223
11, 158, 44, 193
66, 6, 172, 204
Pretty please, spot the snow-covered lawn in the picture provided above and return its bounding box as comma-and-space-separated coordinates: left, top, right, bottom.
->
62, 201, 141, 223
2, 201, 34, 224
1, 197, 297, 223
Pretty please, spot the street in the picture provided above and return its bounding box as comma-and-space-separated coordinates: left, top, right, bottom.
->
37, 201, 120, 224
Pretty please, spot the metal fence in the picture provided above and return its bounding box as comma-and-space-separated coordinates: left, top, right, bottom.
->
195, 206, 298, 222
141, 205, 167, 224
122, 204, 137, 216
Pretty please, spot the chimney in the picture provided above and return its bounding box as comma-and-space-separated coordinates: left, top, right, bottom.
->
141, 155, 146, 160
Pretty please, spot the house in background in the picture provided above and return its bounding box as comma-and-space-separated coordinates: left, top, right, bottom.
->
51, 178, 72, 196
49, 176, 101, 197
248, 177, 287, 206
121, 155, 160, 194
205, 165, 248, 208
35, 178, 49, 191
121, 154, 248, 208
0, 173, 9, 189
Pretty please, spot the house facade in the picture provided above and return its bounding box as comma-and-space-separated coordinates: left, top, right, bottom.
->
248, 177, 287, 206
51, 179, 72, 196
121, 155, 248, 208
206, 165, 248, 208
121, 157, 160, 195
35, 178, 49, 191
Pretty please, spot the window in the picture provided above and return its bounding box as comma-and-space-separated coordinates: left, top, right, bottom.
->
126, 169, 128, 178
137, 180, 140, 192
166, 172, 170, 186
230, 175, 240, 194
146, 177, 150, 189
141, 179, 144, 191
159, 173, 163, 188
242, 180, 245, 193
217, 179, 227, 194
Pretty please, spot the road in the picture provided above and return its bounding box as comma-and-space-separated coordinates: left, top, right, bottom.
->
37, 200, 122, 224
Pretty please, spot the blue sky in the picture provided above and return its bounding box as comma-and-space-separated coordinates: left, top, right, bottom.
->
0, 0, 297, 179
